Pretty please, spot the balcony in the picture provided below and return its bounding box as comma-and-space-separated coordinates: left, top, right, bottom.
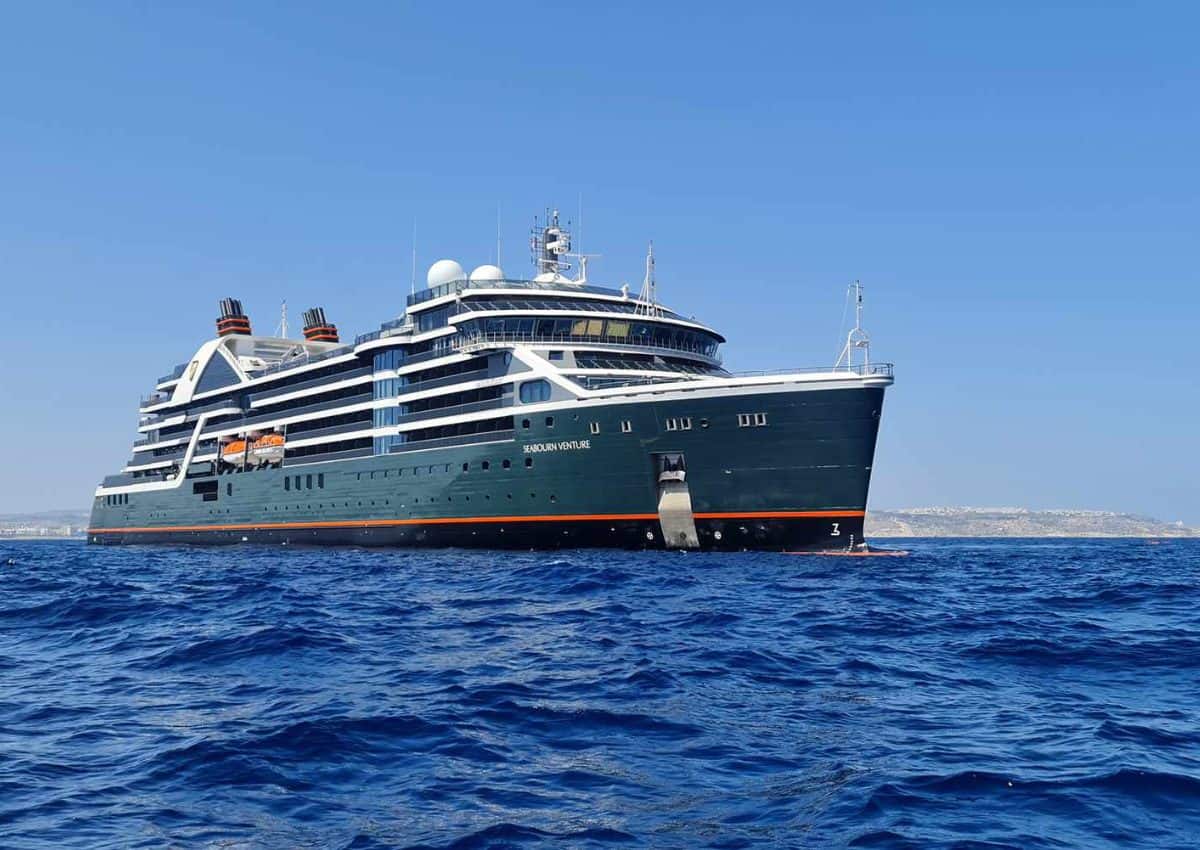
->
397, 367, 490, 397
286, 417, 374, 442
203, 391, 373, 436
284, 445, 374, 466
386, 429, 515, 455
396, 397, 507, 426
248, 366, 372, 407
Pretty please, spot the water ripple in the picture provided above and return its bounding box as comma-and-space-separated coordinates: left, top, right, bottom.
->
0, 538, 1197, 848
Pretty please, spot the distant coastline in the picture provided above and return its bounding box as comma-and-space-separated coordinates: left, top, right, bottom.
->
0, 511, 88, 540
866, 507, 1198, 538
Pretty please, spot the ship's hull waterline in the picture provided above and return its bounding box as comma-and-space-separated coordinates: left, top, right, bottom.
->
90, 386, 886, 552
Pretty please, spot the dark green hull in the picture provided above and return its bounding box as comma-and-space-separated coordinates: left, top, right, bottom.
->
89, 385, 885, 551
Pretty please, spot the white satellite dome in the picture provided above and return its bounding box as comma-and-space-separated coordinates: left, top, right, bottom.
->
426, 259, 466, 288
469, 264, 505, 282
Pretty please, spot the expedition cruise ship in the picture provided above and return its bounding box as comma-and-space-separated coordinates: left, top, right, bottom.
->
88, 212, 893, 550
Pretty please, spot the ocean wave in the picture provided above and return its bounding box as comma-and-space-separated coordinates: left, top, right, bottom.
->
1, 539, 1198, 848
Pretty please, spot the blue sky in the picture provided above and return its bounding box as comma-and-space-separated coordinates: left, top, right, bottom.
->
1, 3, 1197, 522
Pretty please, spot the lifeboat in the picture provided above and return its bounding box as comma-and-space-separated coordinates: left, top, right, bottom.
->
250, 433, 285, 466
221, 439, 249, 467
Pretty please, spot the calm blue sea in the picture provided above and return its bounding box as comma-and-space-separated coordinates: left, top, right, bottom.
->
0, 539, 1197, 849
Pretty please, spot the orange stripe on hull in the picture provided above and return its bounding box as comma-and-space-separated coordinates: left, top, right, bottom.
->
87, 510, 864, 536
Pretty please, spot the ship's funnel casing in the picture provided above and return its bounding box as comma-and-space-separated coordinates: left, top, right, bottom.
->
216, 297, 252, 337
302, 306, 339, 342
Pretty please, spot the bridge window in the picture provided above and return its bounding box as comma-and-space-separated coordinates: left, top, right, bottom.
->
519, 379, 551, 404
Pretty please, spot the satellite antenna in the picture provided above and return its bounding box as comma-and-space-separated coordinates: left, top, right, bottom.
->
835, 280, 871, 370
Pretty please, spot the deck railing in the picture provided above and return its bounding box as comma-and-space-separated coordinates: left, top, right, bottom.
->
451, 331, 721, 363
408, 278, 632, 308
730, 363, 894, 378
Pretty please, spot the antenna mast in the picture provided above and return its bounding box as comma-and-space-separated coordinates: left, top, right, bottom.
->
635, 242, 662, 317
835, 280, 871, 370
275, 300, 289, 338
410, 221, 417, 298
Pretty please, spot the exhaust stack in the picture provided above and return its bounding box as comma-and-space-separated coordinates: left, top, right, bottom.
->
302, 307, 339, 343
217, 298, 252, 337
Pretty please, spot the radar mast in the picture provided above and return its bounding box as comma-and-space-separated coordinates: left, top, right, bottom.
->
835, 281, 871, 370
530, 209, 573, 280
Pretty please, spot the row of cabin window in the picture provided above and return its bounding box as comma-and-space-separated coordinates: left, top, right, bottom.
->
260, 491, 562, 511
462, 457, 533, 471
665, 413, 768, 431
349, 457, 537, 483
520, 415, 638, 434
284, 473, 326, 491
105, 493, 129, 506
